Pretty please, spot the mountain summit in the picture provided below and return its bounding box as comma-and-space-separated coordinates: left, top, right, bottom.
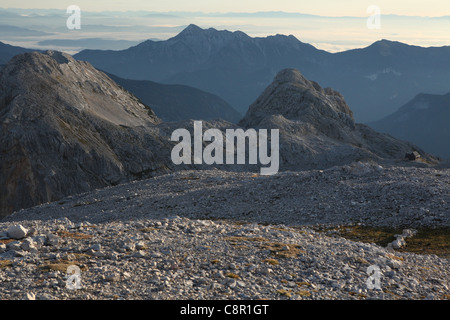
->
240, 69, 437, 170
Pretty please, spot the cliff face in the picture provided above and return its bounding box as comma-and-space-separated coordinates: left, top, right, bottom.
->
0, 51, 172, 218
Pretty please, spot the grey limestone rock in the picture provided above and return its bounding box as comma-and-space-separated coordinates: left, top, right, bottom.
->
239, 68, 438, 170
0, 51, 174, 217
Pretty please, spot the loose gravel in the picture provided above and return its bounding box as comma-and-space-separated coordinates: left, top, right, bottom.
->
0, 163, 449, 300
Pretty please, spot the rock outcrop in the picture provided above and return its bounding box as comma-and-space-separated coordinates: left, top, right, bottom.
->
239, 68, 438, 170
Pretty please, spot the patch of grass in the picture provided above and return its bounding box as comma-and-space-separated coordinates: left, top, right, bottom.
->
396, 227, 450, 258
0, 260, 13, 269
224, 236, 269, 243
224, 236, 270, 251
382, 287, 403, 300
353, 256, 370, 265
57, 230, 93, 240
38, 262, 73, 273
263, 258, 279, 266
226, 272, 240, 279
348, 292, 368, 299
260, 242, 304, 258
296, 281, 312, 287
276, 289, 292, 298
296, 290, 311, 297
317, 225, 450, 258
38, 259, 88, 273
386, 253, 404, 261
319, 225, 401, 247
0, 239, 15, 245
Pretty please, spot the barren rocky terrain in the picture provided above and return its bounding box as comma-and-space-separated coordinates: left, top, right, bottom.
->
1, 163, 448, 300
0, 51, 448, 302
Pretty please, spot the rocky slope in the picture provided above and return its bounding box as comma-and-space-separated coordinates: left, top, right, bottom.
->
239, 68, 438, 170
0, 51, 173, 218
0, 52, 448, 302
0, 166, 448, 300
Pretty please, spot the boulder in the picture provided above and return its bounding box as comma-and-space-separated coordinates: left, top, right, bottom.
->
6, 225, 28, 240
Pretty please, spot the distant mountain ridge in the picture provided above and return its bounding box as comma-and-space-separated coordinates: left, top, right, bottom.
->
369, 92, 450, 159
74, 24, 330, 116
0, 40, 37, 64
106, 72, 242, 123
74, 25, 450, 123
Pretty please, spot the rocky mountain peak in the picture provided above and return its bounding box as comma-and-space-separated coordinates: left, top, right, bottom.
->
1, 50, 159, 127
238, 68, 435, 171
6, 50, 74, 74
240, 68, 354, 128
0, 51, 171, 218
179, 24, 204, 35
272, 68, 309, 86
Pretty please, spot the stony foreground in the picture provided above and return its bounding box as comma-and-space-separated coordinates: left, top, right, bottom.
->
0, 164, 449, 300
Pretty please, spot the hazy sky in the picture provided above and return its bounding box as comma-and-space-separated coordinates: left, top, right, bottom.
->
2, 1, 450, 53
2, 0, 450, 17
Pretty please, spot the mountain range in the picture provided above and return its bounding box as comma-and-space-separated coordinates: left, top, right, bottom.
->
0, 51, 436, 217
74, 24, 450, 123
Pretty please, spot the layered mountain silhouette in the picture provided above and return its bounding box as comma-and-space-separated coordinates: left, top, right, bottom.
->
106, 73, 242, 123
369, 93, 450, 159
0, 51, 174, 218
74, 25, 450, 123
74, 24, 330, 117
0, 40, 242, 124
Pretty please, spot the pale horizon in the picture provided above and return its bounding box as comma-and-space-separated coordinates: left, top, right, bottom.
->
1, 2, 450, 53
1, 0, 450, 17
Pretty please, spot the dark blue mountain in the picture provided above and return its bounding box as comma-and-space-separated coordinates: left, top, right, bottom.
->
369, 92, 450, 159
0, 41, 36, 64
74, 25, 450, 123
107, 72, 242, 123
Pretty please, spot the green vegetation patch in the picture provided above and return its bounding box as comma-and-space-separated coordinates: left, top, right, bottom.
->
317, 225, 450, 258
